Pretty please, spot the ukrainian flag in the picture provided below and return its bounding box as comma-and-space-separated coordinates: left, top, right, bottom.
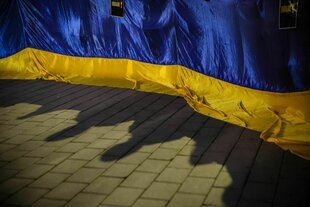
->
0, 0, 309, 159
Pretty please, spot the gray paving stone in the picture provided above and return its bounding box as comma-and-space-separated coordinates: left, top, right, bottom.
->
51, 159, 87, 174
87, 139, 116, 149
73, 133, 100, 143
179, 177, 214, 194
224, 149, 260, 173
32, 198, 67, 207
0, 178, 32, 194
71, 148, 101, 160
0, 169, 19, 182
84, 176, 123, 194
160, 137, 190, 150
117, 152, 150, 165
0, 143, 16, 154
40, 118, 65, 127
204, 118, 226, 128
103, 187, 143, 206
142, 182, 179, 200
16, 164, 53, 179
0, 81, 308, 207
38, 152, 71, 165
157, 168, 190, 183
149, 148, 179, 160
237, 199, 271, 207
25, 146, 56, 157
249, 166, 280, 184
43, 137, 74, 147
199, 151, 227, 164
104, 163, 137, 177
102, 130, 128, 139
5, 134, 34, 144
190, 163, 223, 178
16, 121, 40, 129
121, 172, 157, 189
23, 126, 51, 135
133, 143, 160, 153
0, 148, 28, 161
178, 145, 206, 157
45, 182, 86, 200
56, 142, 88, 153
0, 194, 8, 203
204, 187, 241, 206
30, 173, 70, 189
0, 137, 7, 143
3, 157, 40, 170
168, 193, 205, 207
5, 187, 48, 206
273, 179, 309, 207
136, 159, 169, 173
0, 129, 23, 138
214, 171, 247, 189
85, 126, 112, 135
241, 182, 276, 202
86, 155, 115, 169
65, 193, 106, 207
103, 144, 133, 157
133, 199, 167, 207
67, 168, 104, 183
0, 160, 6, 167
168, 155, 198, 168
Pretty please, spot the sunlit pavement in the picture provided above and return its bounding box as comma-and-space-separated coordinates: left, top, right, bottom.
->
0, 80, 309, 207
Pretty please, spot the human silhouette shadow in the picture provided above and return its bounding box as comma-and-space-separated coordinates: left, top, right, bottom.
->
1, 79, 309, 207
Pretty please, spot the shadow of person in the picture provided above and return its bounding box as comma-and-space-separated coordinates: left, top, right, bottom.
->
1, 80, 309, 207
0, 80, 269, 207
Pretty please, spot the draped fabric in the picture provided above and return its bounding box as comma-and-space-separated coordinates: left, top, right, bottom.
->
0, 0, 309, 159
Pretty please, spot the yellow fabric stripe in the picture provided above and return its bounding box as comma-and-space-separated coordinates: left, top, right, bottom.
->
1, 48, 309, 159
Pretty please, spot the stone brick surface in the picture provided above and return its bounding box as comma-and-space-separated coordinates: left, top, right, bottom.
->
30, 173, 70, 189
121, 172, 157, 189
142, 182, 179, 200
37, 152, 71, 165
71, 148, 101, 160
117, 152, 149, 165
0, 80, 307, 207
84, 176, 123, 194
57, 142, 88, 153
17, 164, 53, 179
5, 187, 48, 206
103, 187, 143, 206
204, 187, 241, 206
65, 193, 106, 207
133, 199, 167, 207
32, 199, 67, 207
156, 168, 190, 183
67, 168, 104, 183
149, 148, 178, 160
104, 163, 137, 177
0, 169, 19, 182
51, 159, 87, 174
45, 182, 86, 200
4, 157, 40, 170
0, 178, 33, 195
136, 159, 169, 173
179, 177, 214, 194
168, 193, 205, 207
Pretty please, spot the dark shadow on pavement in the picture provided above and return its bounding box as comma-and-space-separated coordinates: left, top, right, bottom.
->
1, 79, 309, 207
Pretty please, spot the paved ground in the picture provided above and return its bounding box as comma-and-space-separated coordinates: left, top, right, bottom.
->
0, 80, 309, 207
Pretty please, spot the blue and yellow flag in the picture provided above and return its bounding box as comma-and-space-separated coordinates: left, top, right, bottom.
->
0, 0, 309, 159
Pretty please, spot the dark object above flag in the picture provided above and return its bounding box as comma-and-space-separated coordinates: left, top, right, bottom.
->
279, 0, 299, 29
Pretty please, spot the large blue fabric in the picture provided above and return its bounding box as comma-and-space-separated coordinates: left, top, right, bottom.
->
0, 0, 309, 92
